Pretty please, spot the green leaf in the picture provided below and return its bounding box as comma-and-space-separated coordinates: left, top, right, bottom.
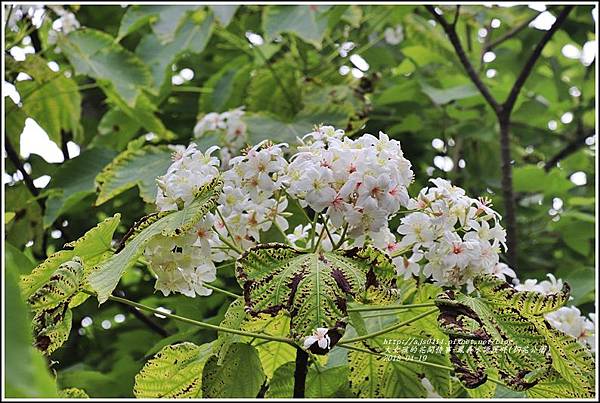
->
118, 5, 200, 42
198, 56, 252, 112
5, 242, 36, 276
236, 244, 397, 349
136, 11, 213, 90
435, 274, 594, 397
93, 108, 141, 151
245, 104, 353, 146
267, 362, 349, 398
27, 257, 84, 313
43, 148, 117, 228
242, 312, 297, 379
134, 342, 213, 398
513, 166, 573, 195
31, 302, 73, 355
95, 144, 173, 205
348, 349, 426, 398
209, 5, 239, 26
102, 87, 174, 140
59, 388, 90, 398
88, 177, 223, 303
20, 214, 121, 300
420, 82, 480, 105
16, 81, 80, 147
58, 28, 153, 105
201, 343, 265, 398
5, 258, 58, 397
5, 99, 27, 151
263, 5, 331, 49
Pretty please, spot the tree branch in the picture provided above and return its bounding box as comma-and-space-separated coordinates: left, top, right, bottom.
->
502, 6, 574, 115
425, 5, 501, 115
544, 127, 594, 172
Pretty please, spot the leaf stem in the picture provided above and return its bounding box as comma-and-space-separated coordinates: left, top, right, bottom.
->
81, 289, 294, 345
215, 208, 240, 249
338, 308, 438, 345
203, 283, 241, 299
215, 229, 244, 255
347, 302, 437, 312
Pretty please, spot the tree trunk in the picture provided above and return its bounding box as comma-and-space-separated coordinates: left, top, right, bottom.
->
293, 349, 309, 398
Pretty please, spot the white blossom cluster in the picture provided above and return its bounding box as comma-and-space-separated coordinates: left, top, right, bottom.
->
193, 107, 247, 166
392, 178, 512, 291
147, 140, 290, 296
217, 140, 289, 253
283, 126, 413, 241
143, 227, 216, 297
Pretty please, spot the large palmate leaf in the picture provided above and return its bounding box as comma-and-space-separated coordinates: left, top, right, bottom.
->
88, 177, 223, 303
201, 343, 265, 398
134, 342, 213, 398
95, 143, 173, 206
236, 244, 397, 351
435, 274, 595, 397
58, 28, 153, 105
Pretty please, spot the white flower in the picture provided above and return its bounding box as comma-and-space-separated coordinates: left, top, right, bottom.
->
488, 262, 516, 281
304, 328, 331, 350
384, 25, 404, 45
545, 306, 595, 350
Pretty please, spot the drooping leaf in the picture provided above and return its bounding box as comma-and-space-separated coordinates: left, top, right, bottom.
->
201, 343, 265, 398
32, 302, 73, 355
136, 10, 213, 90
134, 342, 213, 398
58, 28, 153, 105
95, 143, 173, 205
20, 214, 121, 299
5, 260, 57, 397
27, 257, 84, 313
88, 177, 223, 303
435, 274, 595, 397
236, 244, 397, 351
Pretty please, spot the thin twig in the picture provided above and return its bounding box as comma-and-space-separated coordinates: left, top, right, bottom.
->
81, 289, 295, 345
544, 127, 594, 172
502, 6, 574, 115
482, 13, 539, 54
425, 5, 501, 115
204, 283, 241, 299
